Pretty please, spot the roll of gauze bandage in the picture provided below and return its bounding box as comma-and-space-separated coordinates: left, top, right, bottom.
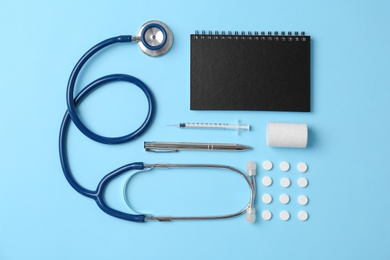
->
267, 122, 308, 148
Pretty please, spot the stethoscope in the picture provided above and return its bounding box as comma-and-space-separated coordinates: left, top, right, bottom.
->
59, 20, 257, 223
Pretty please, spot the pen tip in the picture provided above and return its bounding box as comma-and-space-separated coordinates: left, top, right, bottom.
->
239, 144, 253, 151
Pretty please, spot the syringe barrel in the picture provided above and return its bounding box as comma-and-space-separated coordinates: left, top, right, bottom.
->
180, 123, 250, 130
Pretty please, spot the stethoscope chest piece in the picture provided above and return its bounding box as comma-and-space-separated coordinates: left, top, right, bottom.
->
137, 20, 173, 57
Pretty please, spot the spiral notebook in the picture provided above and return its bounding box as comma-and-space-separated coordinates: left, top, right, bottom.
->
190, 31, 311, 112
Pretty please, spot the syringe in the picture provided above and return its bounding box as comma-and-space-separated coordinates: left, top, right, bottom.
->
167, 123, 250, 131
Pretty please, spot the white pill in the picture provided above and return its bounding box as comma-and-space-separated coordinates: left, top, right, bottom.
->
262, 210, 272, 221
262, 160, 273, 171
298, 211, 309, 221
279, 194, 290, 204
262, 176, 273, 187
298, 195, 309, 206
262, 194, 273, 204
298, 177, 308, 188
280, 177, 291, 188
280, 210, 290, 221
297, 162, 308, 173
279, 161, 290, 172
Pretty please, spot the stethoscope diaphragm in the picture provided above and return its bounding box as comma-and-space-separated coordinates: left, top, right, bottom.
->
137, 20, 173, 57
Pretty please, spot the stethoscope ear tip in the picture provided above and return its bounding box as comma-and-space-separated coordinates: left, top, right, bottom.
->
246, 207, 256, 223
246, 161, 257, 176
137, 20, 173, 57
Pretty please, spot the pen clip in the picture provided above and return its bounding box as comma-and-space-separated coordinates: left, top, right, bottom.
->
145, 148, 179, 153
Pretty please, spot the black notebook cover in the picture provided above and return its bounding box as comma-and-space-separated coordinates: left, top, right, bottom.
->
190, 32, 311, 112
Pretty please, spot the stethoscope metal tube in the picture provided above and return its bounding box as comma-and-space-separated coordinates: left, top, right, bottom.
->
59, 20, 257, 223
125, 163, 256, 222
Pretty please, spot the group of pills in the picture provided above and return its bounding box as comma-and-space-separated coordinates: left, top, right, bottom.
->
260, 160, 310, 222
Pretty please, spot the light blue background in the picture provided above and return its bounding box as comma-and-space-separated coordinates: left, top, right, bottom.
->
1, 0, 389, 259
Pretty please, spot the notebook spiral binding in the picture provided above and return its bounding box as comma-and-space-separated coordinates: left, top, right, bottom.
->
192, 30, 308, 41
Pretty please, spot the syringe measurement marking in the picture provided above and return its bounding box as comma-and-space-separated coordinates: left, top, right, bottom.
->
172, 123, 250, 130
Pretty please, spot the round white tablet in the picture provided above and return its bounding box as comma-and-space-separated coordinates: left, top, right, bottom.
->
262, 210, 272, 221
279, 161, 290, 172
297, 162, 308, 173
298, 195, 309, 206
280, 177, 291, 188
279, 194, 290, 204
298, 177, 308, 188
262, 176, 273, 187
262, 160, 273, 171
262, 194, 273, 204
298, 211, 309, 221
280, 210, 290, 221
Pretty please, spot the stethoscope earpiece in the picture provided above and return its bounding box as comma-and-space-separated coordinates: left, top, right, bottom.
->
136, 20, 173, 57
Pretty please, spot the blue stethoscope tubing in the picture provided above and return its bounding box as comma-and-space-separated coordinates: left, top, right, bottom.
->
66, 35, 155, 145
59, 35, 155, 222
59, 23, 256, 223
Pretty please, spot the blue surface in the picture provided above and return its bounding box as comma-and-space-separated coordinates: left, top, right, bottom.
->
1, 0, 390, 259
